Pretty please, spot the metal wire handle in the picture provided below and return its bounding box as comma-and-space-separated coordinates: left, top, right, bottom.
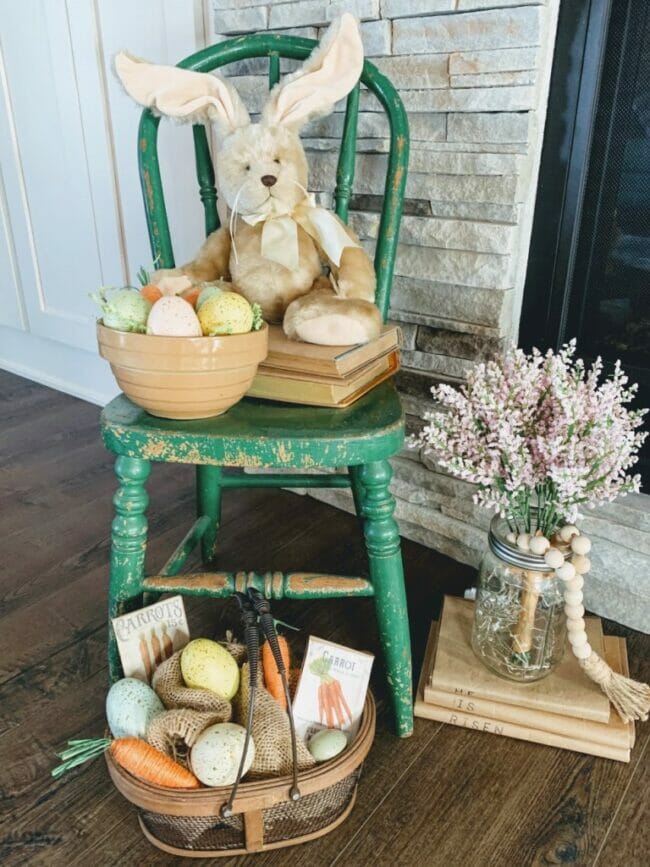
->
221, 593, 259, 818
247, 588, 301, 801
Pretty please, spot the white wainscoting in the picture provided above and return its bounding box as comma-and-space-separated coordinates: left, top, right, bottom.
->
0, 0, 213, 404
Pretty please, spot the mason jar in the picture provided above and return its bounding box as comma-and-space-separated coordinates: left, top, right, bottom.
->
471, 515, 566, 682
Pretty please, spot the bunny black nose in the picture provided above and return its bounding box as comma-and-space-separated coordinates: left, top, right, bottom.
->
261, 174, 277, 187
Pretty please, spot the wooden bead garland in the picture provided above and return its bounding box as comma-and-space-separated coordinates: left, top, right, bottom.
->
510, 524, 650, 723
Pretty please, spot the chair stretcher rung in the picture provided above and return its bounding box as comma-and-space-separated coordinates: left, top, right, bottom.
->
220, 474, 352, 489
143, 571, 374, 599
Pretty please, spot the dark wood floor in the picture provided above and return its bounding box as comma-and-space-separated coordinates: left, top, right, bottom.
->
1, 369, 648, 867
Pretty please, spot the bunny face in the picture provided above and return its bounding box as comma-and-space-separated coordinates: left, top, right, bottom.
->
115, 14, 365, 219
216, 123, 308, 216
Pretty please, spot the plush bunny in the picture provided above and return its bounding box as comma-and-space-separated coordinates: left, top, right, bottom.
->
115, 14, 381, 346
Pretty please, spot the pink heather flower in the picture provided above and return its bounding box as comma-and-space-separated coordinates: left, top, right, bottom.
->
411, 341, 648, 535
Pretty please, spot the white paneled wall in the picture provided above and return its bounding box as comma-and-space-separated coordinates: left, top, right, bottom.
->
0, 0, 212, 403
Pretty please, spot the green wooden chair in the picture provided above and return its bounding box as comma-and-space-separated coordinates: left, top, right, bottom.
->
101, 34, 412, 736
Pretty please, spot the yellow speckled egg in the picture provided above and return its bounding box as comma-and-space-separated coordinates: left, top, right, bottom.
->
180, 639, 240, 699
198, 291, 254, 336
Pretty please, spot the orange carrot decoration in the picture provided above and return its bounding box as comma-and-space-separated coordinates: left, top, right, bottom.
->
140, 284, 163, 304
262, 636, 290, 710
52, 737, 200, 789
181, 286, 202, 309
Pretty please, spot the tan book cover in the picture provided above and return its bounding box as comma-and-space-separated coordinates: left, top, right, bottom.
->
262, 324, 401, 377
424, 622, 634, 750
415, 623, 630, 763
430, 597, 611, 723
247, 350, 399, 406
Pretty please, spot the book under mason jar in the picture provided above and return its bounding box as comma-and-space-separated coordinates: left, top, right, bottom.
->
414, 597, 634, 762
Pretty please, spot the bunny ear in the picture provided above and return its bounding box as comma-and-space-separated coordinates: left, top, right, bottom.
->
114, 51, 250, 141
262, 13, 364, 131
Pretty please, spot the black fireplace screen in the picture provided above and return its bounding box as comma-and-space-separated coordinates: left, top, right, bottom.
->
574, 0, 650, 420
522, 0, 650, 485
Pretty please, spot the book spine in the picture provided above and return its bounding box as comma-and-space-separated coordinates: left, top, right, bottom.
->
429, 675, 611, 724
414, 700, 630, 762
422, 686, 628, 750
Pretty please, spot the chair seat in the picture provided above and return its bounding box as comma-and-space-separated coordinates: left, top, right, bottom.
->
101, 382, 404, 468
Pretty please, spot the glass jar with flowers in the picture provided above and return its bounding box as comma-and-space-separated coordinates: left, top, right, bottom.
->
413, 342, 650, 722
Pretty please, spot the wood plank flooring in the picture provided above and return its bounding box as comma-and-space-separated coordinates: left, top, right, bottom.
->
1, 370, 648, 866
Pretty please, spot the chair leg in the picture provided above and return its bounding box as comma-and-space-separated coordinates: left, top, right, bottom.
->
108, 456, 150, 682
196, 465, 222, 563
358, 460, 413, 737
348, 465, 366, 520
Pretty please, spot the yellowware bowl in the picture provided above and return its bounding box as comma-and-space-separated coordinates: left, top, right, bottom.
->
97, 322, 269, 419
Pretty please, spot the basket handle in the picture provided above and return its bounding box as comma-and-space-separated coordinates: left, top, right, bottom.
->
221, 593, 259, 819
248, 588, 301, 802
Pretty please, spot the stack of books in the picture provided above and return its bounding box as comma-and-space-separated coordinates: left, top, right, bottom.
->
415, 596, 635, 762
246, 324, 400, 407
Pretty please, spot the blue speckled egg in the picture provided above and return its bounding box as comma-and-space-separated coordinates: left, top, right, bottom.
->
106, 678, 163, 739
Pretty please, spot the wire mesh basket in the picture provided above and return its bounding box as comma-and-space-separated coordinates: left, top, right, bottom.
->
106, 692, 375, 857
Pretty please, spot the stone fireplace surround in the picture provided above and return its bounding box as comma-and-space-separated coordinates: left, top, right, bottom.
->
213, 0, 650, 631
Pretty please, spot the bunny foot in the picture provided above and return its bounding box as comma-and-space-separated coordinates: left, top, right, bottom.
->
283, 290, 381, 346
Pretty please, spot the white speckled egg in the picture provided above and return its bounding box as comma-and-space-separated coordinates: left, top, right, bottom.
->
146, 296, 202, 336
308, 729, 348, 762
190, 723, 254, 787
106, 678, 164, 739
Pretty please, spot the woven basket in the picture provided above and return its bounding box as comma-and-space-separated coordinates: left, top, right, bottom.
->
106, 692, 375, 857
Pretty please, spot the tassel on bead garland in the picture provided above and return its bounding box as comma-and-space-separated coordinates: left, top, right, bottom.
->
548, 527, 650, 724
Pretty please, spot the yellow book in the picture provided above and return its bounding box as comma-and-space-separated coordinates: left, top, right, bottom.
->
423, 623, 634, 750
429, 597, 611, 724
261, 324, 401, 377
247, 350, 399, 407
415, 622, 631, 763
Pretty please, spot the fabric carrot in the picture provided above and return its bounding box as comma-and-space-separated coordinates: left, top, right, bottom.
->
181, 286, 202, 308
140, 284, 163, 304
262, 636, 290, 710
52, 737, 200, 789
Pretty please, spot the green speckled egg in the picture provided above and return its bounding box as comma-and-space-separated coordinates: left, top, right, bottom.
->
181, 639, 240, 699
106, 678, 163, 739
308, 728, 347, 762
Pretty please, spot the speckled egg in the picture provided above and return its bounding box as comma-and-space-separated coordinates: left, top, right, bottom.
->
180, 639, 240, 699
106, 677, 164, 739
146, 295, 202, 336
308, 728, 348, 763
190, 723, 254, 786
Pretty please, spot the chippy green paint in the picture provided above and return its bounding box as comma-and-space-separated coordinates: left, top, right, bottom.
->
143, 571, 375, 599
101, 384, 404, 468
356, 460, 413, 737
105, 33, 413, 735
108, 456, 151, 680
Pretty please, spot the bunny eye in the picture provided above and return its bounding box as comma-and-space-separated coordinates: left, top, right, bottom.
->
273, 158, 281, 165
245, 164, 251, 171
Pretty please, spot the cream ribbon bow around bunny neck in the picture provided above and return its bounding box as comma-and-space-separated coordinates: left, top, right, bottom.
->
239, 195, 360, 273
